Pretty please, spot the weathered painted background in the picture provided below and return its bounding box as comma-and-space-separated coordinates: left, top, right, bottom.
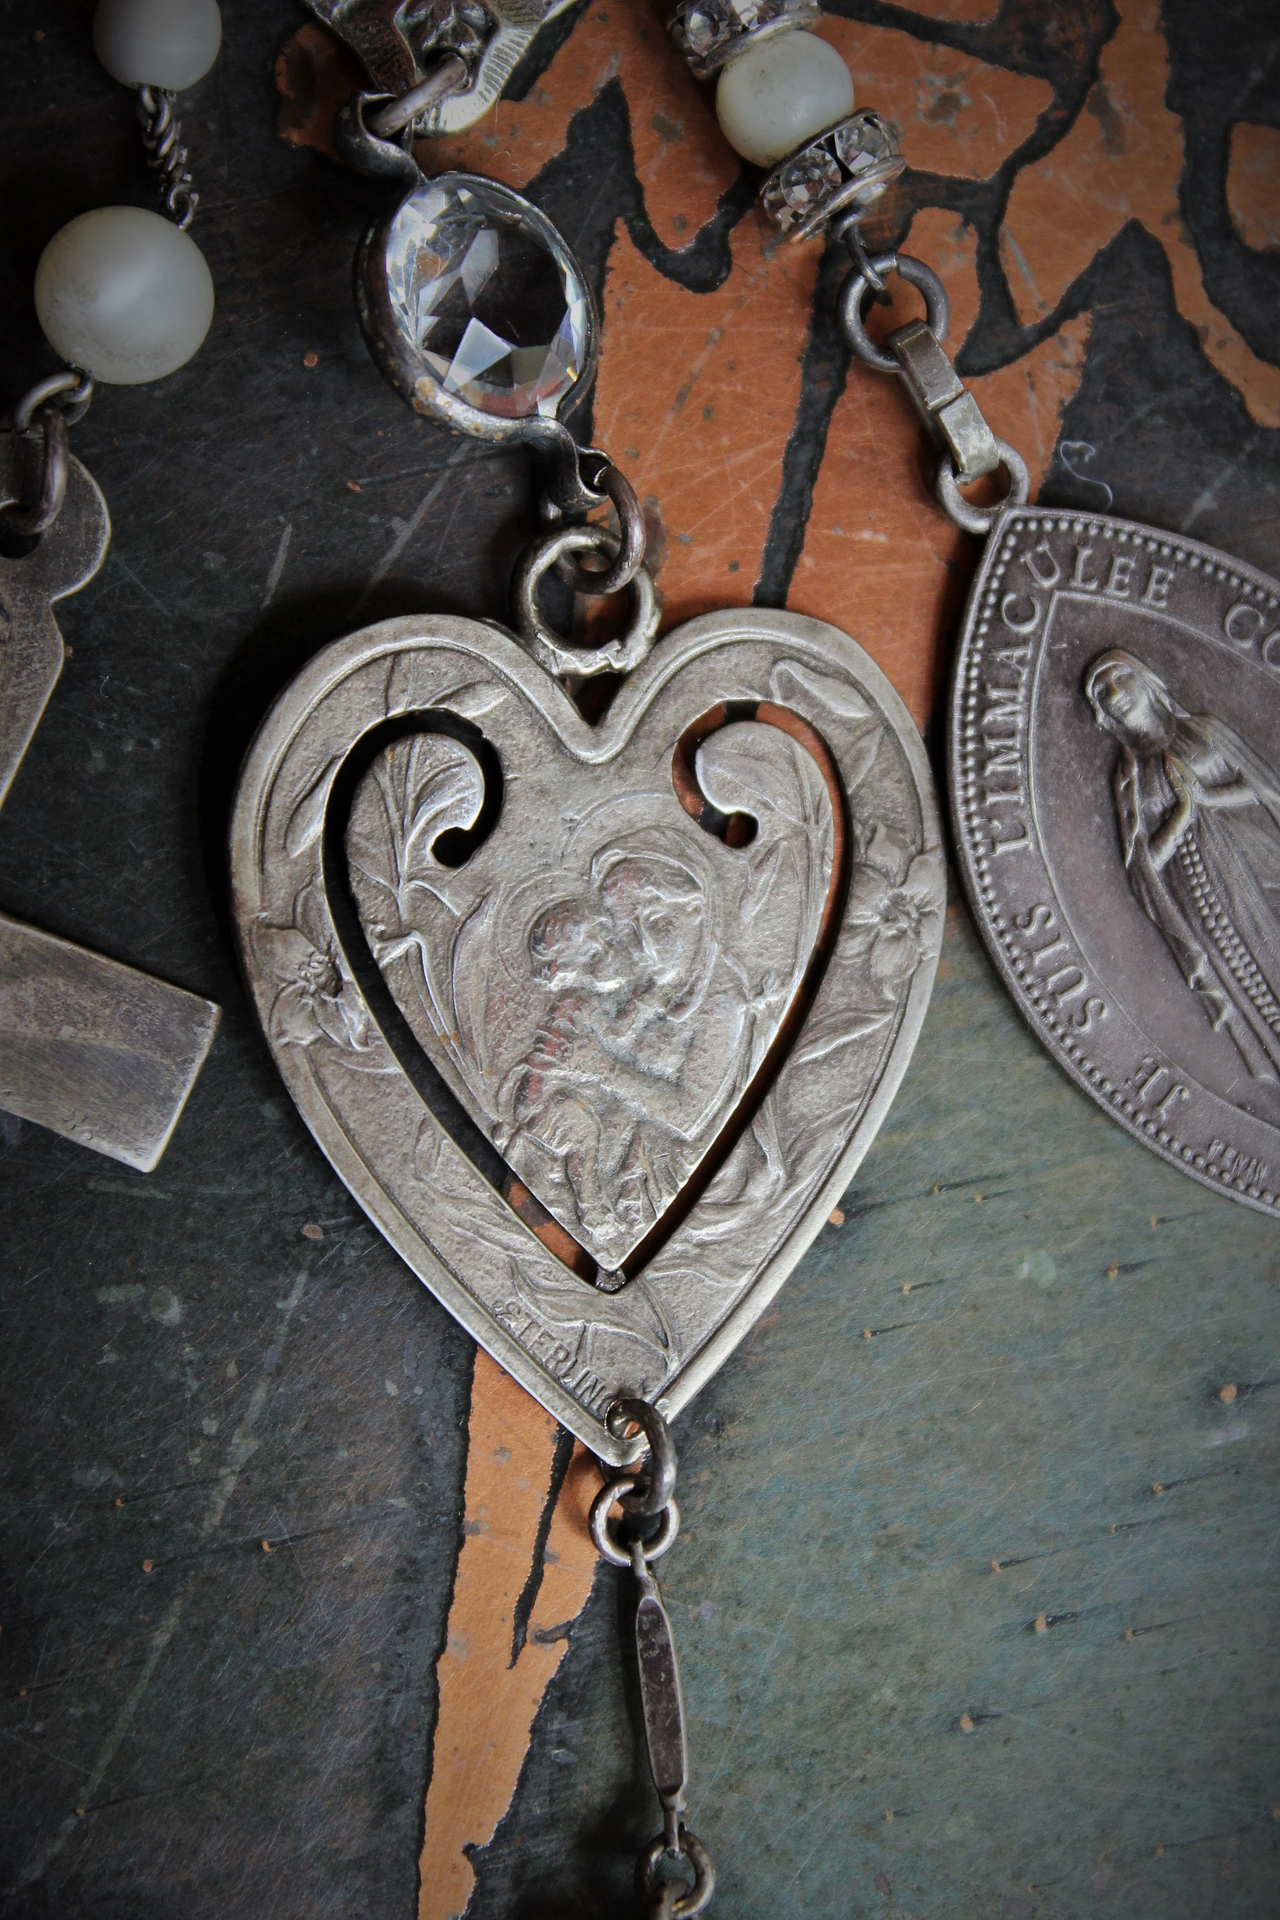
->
1, 1, 1278, 1916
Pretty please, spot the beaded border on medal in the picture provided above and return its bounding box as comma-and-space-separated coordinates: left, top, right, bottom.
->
669, 0, 904, 241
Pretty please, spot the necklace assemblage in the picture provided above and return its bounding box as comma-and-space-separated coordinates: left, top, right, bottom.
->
7, 1, 1278, 1914
233, 0, 942, 1901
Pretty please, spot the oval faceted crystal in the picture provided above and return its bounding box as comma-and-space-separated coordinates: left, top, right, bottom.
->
384, 174, 590, 420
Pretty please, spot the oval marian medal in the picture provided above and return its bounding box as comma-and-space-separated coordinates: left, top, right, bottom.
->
951, 508, 1280, 1218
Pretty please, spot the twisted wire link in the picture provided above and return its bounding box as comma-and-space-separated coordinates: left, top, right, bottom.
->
137, 85, 199, 228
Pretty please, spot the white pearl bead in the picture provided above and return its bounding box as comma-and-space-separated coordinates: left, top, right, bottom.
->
93, 0, 222, 90
35, 207, 214, 385
716, 31, 854, 168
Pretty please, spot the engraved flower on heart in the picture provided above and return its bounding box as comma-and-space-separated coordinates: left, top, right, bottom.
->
846, 828, 944, 998
256, 883, 376, 1054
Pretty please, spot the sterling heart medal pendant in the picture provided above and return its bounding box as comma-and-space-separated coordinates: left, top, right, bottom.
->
229, 62, 942, 1903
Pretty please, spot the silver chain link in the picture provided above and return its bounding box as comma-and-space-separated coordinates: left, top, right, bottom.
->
137, 85, 200, 228
836, 228, 1029, 535
592, 1398, 717, 1918
2, 369, 96, 537
513, 446, 658, 680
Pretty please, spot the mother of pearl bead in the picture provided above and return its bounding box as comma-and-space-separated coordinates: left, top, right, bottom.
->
716, 30, 854, 169
93, 0, 222, 91
35, 207, 215, 386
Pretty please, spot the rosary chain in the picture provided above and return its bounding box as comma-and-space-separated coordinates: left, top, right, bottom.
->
592, 1399, 717, 1919
137, 85, 199, 229
662, 3, 1030, 528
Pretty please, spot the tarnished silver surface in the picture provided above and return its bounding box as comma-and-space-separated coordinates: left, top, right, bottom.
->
0, 436, 110, 807
838, 249, 949, 378
0, 918, 220, 1171
304, 0, 578, 136
837, 253, 1030, 532
231, 607, 943, 1458
136, 86, 199, 228
950, 507, 1280, 1217
512, 523, 659, 678
889, 317, 1002, 484
0, 435, 220, 1165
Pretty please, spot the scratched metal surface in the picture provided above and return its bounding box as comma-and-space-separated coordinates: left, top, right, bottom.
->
2, 2, 1279, 1918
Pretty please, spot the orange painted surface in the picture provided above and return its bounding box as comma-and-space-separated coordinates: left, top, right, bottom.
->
1001, 0, 1280, 427
815, 15, 1052, 180
417, 1354, 599, 1920
274, 4, 1278, 1906
595, 217, 820, 626
1227, 123, 1280, 253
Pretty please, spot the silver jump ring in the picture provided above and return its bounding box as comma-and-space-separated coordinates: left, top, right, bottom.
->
589, 1477, 680, 1567
936, 440, 1030, 535
606, 1395, 678, 1516
637, 1826, 716, 1918
13, 367, 95, 433
513, 525, 660, 681
556, 460, 647, 597
2, 407, 70, 535
839, 252, 951, 374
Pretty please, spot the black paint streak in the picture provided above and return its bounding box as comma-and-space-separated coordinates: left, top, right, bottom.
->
754, 240, 854, 608
526, 78, 755, 307
510, 1424, 579, 1667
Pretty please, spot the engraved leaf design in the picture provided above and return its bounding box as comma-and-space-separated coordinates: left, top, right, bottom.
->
412, 1120, 679, 1370
769, 658, 873, 721
792, 1009, 894, 1065
347, 733, 485, 933
448, 893, 501, 1112
284, 756, 342, 858
442, 681, 508, 721
510, 1262, 675, 1360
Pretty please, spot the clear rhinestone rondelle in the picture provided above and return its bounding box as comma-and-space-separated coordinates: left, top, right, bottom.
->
385, 174, 590, 419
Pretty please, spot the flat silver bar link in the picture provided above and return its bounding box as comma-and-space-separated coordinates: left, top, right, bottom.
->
591, 1399, 716, 1918
836, 232, 1029, 536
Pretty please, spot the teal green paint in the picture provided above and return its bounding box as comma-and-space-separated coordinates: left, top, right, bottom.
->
476, 902, 1280, 1917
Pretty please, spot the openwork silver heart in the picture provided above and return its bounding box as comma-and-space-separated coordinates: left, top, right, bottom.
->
231, 608, 942, 1459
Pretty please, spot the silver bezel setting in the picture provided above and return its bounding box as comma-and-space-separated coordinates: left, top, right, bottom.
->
355, 169, 599, 447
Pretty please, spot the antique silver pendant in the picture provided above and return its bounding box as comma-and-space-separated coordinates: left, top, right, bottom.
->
950, 508, 1280, 1218
0, 418, 219, 1169
834, 233, 1280, 1219
231, 606, 943, 1457
231, 36, 945, 1458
